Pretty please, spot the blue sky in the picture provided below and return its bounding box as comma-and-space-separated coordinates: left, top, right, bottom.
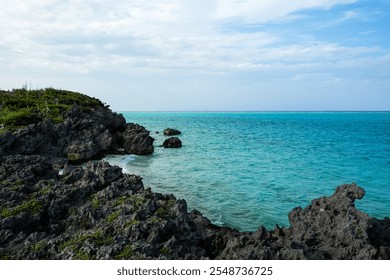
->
1, 0, 389, 111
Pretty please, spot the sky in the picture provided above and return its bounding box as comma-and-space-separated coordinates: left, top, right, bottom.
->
1, 0, 389, 111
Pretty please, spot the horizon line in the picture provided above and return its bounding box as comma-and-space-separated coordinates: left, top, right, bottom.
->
116, 110, 390, 113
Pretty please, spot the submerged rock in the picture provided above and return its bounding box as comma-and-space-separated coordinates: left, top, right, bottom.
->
163, 137, 182, 148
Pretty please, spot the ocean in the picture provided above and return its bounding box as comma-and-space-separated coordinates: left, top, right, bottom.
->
106, 112, 390, 232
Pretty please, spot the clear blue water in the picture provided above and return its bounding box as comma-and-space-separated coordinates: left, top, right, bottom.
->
106, 112, 390, 232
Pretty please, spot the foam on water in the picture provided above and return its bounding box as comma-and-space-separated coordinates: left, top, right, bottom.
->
106, 112, 390, 231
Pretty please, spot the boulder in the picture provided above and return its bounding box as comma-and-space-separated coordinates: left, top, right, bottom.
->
122, 123, 154, 155
163, 137, 182, 148
163, 128, 181, 136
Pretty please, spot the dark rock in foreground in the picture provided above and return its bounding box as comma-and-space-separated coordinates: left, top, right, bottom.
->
120, 123, 154, 155
163, 137, 182, 148
214, 184, 389, 260
0, 155, 388, 259
163, 128, 181, 136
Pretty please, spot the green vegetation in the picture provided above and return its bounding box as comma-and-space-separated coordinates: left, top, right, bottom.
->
0, 198, 42, 218
149, 216, 160, 224
125, 218, 140, 228
59, 230, 114, 256
0, 179, 9, 186
156, 199, 175, 218
67, 153, 82, 161
156, 207, 167, 218
115, 245, 133, 260
31, 240, 46, 252
0, 87, 104, 131
132, 196, 145, 211
114, 195, 127, 206
91, 196, 100, 209
112, 195, 144, 209
74, 250, 90, 260
107, 210, 121, 223
159, 247, 169, 255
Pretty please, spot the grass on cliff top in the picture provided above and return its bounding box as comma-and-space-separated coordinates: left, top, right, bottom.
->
0, 88, 105, 131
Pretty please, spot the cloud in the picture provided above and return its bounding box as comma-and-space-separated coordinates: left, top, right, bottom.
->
0, 0, 375, 75
213, 0, 357, 23
0, 0, 389, 111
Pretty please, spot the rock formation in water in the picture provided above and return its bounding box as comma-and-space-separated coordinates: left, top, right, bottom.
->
163, 128, 181, 136
162, 137, 182, 148
0, 88, 389, 259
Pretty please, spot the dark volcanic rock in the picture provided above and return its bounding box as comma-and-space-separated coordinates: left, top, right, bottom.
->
0, 155, 207, 259
285, 184, 377, 259
121, 123, 154, 155
163, 128, 181, 136
163, 137, 182, 148
0, 155, 388, 260
209, 183, 390, 260
0, 106, 155, 161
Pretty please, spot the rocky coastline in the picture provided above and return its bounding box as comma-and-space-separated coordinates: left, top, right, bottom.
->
0, 89, 389, 259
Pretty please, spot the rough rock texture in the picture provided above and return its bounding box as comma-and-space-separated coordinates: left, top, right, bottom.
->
0, 156, 207, 259
120, 123, 154, 155
0, 155, 388, 260
210, 183, 390, 260
0, 106, 154, 161
163, 128, 181, 136
163, 137, 182, 148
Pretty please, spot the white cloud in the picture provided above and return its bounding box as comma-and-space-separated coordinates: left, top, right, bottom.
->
213, 0, 357, 23
0, 0, 374, 75
0, 0, 389, 111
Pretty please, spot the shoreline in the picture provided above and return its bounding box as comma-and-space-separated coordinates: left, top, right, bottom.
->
1, 89, 389, 259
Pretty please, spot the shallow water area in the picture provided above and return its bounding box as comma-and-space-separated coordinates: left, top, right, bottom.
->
106, 112, 390, 231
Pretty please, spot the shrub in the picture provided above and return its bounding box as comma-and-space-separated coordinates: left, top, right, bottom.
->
0, 87, 104, 130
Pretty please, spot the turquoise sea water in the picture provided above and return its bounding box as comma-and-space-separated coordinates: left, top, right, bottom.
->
106, 112, 390, 231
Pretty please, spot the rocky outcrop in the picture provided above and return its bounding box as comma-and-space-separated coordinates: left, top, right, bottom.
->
163, 128, 181, 136
285, 184, 376, 259
119, 123, 154, 155
162, 137, 182, 148
0, 106, 154, 161
0, 155, 207, 259
207, 183, 390, 260
0, 155, 388, 260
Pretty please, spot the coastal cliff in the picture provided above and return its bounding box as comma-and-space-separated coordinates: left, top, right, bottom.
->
0, 89, 389, 259
0, 88, 154, 161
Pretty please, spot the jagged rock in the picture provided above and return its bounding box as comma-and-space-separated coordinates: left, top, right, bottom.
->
85, 161, 122, 186
121, 123, 154, 155
0, 105, 157, 161
163, 137, 182, 148
0, 155, 389, 260
163, 128, 181, 136
284, 184, 377, 259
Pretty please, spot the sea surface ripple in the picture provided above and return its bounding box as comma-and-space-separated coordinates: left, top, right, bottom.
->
106, 112, 390, 231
